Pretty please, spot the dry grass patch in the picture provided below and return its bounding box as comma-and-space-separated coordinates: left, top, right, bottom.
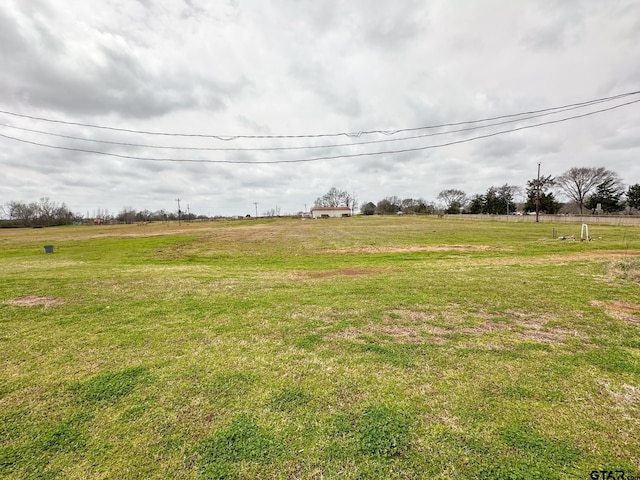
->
604, 257, 640, 284
592, 249, 640, 257
376, 325, 433, 343
517, 329, 573, 344
297, 268, 387, 278
458, 249, 640, 270
3, 260, 85, 273
422, 410, 465, 433
327, 325, 444, 344
330, 244, 502, 254
4, 296, 65, 307
589, 300, 640, 325
327, 307, 584, 346
608, 300, 640, 312
385, 309, 439, 325
288, 306, 349, 324
460, 309, 586, 344
378, 308, 586, 345
596, 380, 640, 414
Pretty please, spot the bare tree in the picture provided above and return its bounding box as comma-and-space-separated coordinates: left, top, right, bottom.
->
346, 192, 358, 214
8, 200, 38, 226
556, 167, 620, 214
315, 187, 353, 208
376, 196, 402, 214
2, 201, 19, 220
117, 206, 137, 224
437, 189, 467, 214
37, 197, 57, 226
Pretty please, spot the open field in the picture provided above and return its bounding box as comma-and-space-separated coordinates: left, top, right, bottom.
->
1, 216, 639, 479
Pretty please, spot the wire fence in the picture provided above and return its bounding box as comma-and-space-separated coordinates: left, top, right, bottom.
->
438, 214, 640, 226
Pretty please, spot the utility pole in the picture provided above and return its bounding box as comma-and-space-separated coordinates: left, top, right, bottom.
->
176, 198, 181, 225
535, 163, 541, 223
254, 202, 258, 219
187, 204, 190, 222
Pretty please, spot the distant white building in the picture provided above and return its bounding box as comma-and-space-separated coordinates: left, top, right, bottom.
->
310, 206, 352, 218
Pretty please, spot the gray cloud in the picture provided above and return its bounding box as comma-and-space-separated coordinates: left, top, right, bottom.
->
1, 0, 639, 217
0, 2, 249, 118
474, 137, 526, 160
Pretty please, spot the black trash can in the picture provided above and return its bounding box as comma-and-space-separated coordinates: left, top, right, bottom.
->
44, 245, 54, 254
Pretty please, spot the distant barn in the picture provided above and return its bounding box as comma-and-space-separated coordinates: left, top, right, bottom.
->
310, 206, 352, 218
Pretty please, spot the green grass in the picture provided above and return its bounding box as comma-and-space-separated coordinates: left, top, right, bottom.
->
1, 216, 639, 478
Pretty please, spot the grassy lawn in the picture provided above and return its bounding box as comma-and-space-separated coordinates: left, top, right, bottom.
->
1, 216, 639, 479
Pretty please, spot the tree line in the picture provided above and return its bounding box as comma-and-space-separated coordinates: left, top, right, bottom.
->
1, 198, 74, 227
3, 166, 639, 227
0, 199, 206, 228
315, 167, 640, 216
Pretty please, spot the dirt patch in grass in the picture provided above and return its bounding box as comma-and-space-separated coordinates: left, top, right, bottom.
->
466, 250, 640, 269
330, 244, 502, 254
603, 300, 640, 312
589, 300, 640, 324
4, 296, 65, 307
301, 268, 387, 278
591, 249, 640, 256
543, 250, 640, 261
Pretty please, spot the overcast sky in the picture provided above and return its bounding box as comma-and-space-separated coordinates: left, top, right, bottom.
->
1, 0, 640, 217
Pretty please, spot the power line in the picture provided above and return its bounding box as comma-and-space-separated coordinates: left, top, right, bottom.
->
1, 97, 638, 164
0, 90, 638, 140
0, 93, 626, 152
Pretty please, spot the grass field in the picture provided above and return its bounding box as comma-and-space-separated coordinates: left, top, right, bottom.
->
1, 216, 639, 479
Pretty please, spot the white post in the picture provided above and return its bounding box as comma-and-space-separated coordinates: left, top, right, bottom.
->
580, 224, 589, 241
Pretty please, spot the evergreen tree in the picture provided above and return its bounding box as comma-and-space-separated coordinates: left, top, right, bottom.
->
524, 175, 561, 214
478, 185, 517, 214
626, 184, 640, 212
360, 202, 376, 215
587, 178, 624, 213
467, 194, 484, 214
497, 184, 518, 214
